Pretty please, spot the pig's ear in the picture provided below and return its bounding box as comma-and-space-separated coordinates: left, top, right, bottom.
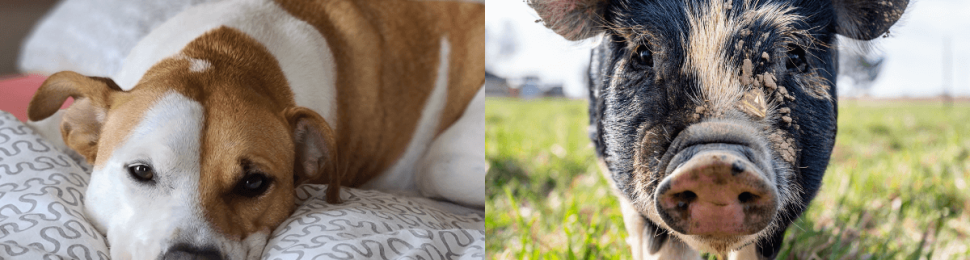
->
528, 0, 609, 41
284, 106, 341, 203
832, 0, 908, 40
28, 71, 122, 163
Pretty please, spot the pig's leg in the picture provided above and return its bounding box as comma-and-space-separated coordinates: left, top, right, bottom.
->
728, 244, 759, 260
600, 161, 700, 260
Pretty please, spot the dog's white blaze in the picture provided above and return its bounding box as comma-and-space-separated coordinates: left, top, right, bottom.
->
361, 38, 451, 196
85, 91, 207, 259
115, 0, 338, 126
188, 57, 212, 72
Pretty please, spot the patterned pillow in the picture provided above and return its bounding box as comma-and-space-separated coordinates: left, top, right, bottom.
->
0, 112, 108, 259
0, 111, 485, 259
266, 186, 485, 259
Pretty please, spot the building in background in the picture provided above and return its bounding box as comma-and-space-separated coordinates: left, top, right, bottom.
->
485, 72, 567, 99
485, 70, 512, 97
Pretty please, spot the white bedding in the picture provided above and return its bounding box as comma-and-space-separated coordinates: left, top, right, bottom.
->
0, 111, 485, 259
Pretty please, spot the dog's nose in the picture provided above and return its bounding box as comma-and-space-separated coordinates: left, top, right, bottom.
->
161, 243, 224, 260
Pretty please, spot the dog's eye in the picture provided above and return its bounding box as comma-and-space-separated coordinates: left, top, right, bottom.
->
127, 164, 154, 182
786, 44, 807, 72
633, 45, 654, 68
235, 174, 271, 198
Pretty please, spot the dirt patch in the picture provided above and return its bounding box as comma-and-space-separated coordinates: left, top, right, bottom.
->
776, 85, 795, 101
741, 58, 754, 86
763, 73, 777, 91
768, 130, 797, 163
739, 58, 794, 127
693, 104, 710, 121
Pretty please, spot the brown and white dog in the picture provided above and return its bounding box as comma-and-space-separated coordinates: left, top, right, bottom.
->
25, 0, 485, 259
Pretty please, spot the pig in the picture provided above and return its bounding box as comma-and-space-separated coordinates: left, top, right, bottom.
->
526, 0, 907, 259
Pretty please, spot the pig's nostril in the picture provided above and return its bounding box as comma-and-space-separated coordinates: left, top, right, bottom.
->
673, 191, 697, 209
731, 161, 745, 175
738, 192, 759, 204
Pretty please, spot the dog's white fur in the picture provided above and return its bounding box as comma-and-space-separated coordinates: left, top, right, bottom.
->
414, 81, 488, 207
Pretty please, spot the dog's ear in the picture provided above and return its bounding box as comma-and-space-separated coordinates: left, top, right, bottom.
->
28, 71, 122, 163
832, 0, 908, 40
283, 106, 341, 203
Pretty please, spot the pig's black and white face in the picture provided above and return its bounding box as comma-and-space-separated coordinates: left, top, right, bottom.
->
529, 0, 906, 258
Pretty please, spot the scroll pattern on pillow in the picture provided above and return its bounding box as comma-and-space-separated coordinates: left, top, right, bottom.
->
0, 112, 109, 260
263, 185, 486, 260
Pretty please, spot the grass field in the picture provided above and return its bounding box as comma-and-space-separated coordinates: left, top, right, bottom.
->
485, 98, 970, 259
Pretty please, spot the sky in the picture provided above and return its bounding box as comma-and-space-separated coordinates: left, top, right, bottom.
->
485, 0, 970, 98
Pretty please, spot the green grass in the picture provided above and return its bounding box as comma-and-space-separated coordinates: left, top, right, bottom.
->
485, 98, 970, 259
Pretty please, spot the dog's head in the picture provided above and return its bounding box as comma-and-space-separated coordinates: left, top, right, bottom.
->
28, 27, 338, 260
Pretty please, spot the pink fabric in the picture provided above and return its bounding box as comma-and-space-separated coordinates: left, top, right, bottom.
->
0, 75, 73, 122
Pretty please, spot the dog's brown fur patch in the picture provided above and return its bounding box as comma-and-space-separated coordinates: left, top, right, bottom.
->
274, 0, 484, 187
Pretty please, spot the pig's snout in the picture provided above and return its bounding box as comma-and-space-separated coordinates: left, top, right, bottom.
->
654, 129, 780, 238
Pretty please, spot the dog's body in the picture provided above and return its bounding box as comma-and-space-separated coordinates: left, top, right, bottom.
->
27, 0, 485, 259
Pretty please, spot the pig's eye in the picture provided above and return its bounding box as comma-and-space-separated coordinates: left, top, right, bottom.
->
786, 44, 807, 72
633, 45, 654, 68
127, 163, 155, 183
235, 173, 271, 198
